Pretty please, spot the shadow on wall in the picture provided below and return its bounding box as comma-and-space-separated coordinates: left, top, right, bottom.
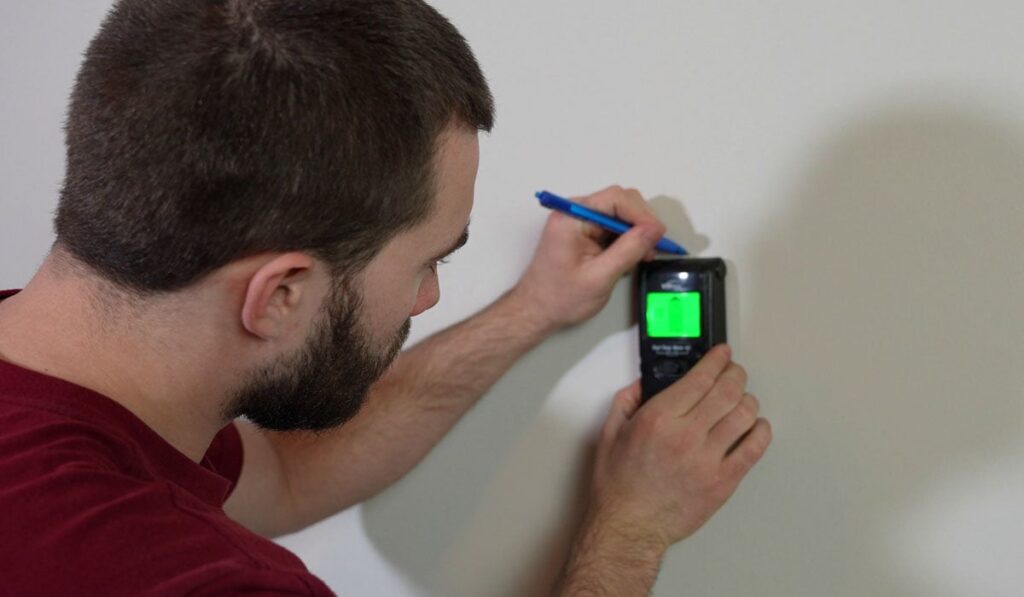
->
359, 280, 628, 593
359, 197, 707, 595
360, 102, 1024, 597
653, 103, 1024, 597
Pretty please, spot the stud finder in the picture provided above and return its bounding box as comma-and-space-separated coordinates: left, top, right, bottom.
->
638, 258, 727, 401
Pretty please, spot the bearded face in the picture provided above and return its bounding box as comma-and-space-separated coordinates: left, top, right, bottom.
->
226, 279, 410, 432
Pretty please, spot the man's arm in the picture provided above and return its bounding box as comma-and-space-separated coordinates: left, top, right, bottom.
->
225, 186, 666, 537
552, 506, 667, 596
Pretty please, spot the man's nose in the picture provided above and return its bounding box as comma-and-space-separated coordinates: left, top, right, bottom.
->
409, 274, 440, 317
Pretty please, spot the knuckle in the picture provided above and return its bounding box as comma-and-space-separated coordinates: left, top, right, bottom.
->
718, 377, 745, 401
733, 449, 756, 473
687, 372, 717, 394
741, 446, 762, 469
731, 406, 753, 429
643, 219, 666, 238
737, 396, 758, 421
732, 364, 748, 386
727, 462, 751, 481
744, 432, 769, 461
625, 228, 651, 249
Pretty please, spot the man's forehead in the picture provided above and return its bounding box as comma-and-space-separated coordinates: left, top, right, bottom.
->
434, 128, 479, 201
426, 128, 478, 242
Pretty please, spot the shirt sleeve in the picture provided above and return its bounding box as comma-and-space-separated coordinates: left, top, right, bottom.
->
202, 421, 245, 497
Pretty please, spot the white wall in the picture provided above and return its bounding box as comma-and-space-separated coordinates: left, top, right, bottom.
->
3, 2, 1022, 596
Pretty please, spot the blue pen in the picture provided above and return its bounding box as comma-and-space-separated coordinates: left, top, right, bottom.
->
535, 190, 688, 255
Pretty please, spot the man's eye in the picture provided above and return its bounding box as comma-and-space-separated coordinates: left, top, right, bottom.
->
430, 257, 450, 272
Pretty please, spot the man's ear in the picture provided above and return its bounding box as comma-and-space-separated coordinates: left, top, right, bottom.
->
240, 252, 317, 339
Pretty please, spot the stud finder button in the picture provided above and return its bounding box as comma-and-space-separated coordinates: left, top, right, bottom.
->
653, 360, 684, 378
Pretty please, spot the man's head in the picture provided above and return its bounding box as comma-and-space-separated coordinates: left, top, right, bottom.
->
52, 0, 492, 431
226, 127, 478, 431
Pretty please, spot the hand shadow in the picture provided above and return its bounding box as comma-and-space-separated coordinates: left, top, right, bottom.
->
648, 195, 711, 258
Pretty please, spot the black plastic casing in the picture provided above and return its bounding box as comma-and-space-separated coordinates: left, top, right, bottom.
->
638, 258, 727, 402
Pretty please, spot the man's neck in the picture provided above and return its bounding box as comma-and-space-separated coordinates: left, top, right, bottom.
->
0, 255, 235, 461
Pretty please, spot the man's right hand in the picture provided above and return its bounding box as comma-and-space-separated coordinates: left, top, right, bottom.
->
555, 345, 772, 595
591, 343, 771, 547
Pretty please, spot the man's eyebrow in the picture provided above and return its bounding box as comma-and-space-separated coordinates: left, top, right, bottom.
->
431, 225, 470, 263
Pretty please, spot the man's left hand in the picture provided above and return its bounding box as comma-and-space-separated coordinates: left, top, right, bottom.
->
511, 185, 667, 333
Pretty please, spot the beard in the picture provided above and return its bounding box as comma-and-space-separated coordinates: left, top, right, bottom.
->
225, 279, 410, 432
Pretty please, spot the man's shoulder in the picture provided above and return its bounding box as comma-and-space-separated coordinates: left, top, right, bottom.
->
0, 408, 215, 561
0, 395, 330, 595
0, 423, 328, 595
0, 390, 139, 476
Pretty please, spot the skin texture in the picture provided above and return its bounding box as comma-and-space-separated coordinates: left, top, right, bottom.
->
0, 125, 771, 595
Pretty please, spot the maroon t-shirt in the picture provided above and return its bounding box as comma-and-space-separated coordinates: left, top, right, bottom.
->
0, 290, 333, 595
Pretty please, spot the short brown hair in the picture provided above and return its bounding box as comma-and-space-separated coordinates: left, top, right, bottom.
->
55, 0, 494, 293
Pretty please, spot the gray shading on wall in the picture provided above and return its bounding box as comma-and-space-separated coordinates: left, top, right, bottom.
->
653, 103, 1024, 597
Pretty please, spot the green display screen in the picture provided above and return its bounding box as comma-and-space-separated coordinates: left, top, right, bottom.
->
646, 292, 702, 338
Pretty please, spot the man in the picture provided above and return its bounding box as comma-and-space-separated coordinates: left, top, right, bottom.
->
0, 0, 771, 594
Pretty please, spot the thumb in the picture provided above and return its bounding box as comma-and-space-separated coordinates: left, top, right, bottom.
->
600, 380, 643, 446
585, 223, 663, 283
